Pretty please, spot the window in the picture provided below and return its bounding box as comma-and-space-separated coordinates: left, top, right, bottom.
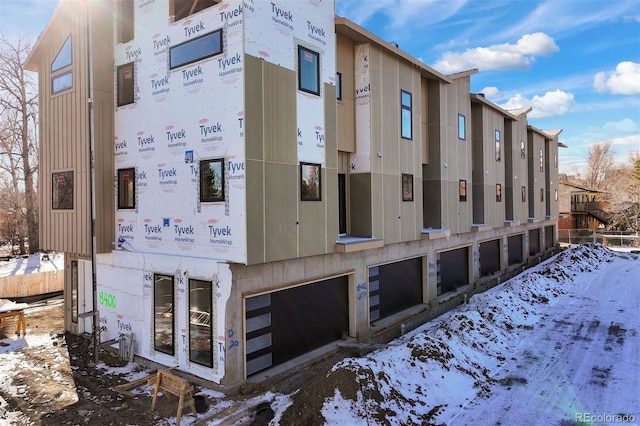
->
540, 188, 544, 202
117, 168, 136, 209
170, 29, 223, 69
458, 114, 466, 140
520, 140, 525, 159
402, 174, 413, 201
51, 36, 72, 72
400, 90, 412, 140
51, 36, 73, 94
154, 274, 174, 355
189, 279, 212, 367
300, 162, 321, 201
52, 171, 74, 210
117, 0, 134, 43
459, 179, 467, 202
200, 159, 225, 202
117, 63, 135, 106
338, 174, 347, 234
555, 189, 558, 201
495, 130, 501, 161
171, 0, 219, 22
52, 72, 73, 94
539, 148, 544, 172
71, 260, 78, 324
298, 46, 320, 96
554, 153, 558, 168
521, 186, 526, 202
496, 184, 502, 202
336, 72, 342, 100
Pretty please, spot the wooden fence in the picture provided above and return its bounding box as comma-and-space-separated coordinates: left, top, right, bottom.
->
0, 270, 64, 299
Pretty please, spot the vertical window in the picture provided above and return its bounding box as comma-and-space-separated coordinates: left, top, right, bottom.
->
495, 130, 501, 161
521, 186, 526, 202
298, 46, 320, 96
555, 189, 558, 201
300, 162, 322, 201
71, 260, 78, 324
200, 159, 225, 202
402, 173, 413, 201
458, 114, 466, 140
554, 153, 558, 168
154, 274, 175, 355
52, 171, 74, 210
338, 174, 347, 234
117, 63, 135, 107
539, 148, 544, 172
51, 36, 73, 94
189, 279, 212, 367
496, 184, 502, 202
171, 0, 219, 22
540, 188, 544, 202
459, 179, 467, 202
401, 90, 412, 140
117, 168, 136, 209
117, 0, 134, 43
336, 72, 342, 100
520, 140, 525, 159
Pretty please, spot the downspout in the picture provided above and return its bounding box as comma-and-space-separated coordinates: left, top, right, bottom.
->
86, 0, 100, 363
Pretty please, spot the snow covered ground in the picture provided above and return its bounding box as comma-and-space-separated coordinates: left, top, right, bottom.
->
272, 243, 639, 425
1, 244, 638, 425
0, 252, 64, 278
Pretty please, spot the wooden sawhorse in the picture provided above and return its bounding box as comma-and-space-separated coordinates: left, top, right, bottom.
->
0, 309, 26, 336
150, 369, 197, 425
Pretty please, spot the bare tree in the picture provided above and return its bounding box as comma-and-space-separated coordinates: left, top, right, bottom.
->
0, 32, 38, 253
585, 140, 615, 190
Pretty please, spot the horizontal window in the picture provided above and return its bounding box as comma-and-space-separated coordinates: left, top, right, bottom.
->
171, 0, 220, 22
52, 171, 74, 210
170, 29, 223, 69
52, 71, 73, 94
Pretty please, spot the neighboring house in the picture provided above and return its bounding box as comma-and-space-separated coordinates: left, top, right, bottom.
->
558, 179, 609, 230
25, 0, 564, 388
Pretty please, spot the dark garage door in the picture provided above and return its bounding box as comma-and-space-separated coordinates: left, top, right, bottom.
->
369, 257, 423, 323
245, 275, 349, 376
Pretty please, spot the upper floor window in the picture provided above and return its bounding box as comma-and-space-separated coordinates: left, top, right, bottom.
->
117, 168, 136, 209
521, 186, 527, 202
496, 184, 502, 202
520, 140, 525, 159
298, 46, 320, 96
336, 72, 342, 100
171, 0, 220, 22
51, 36, 72, 72
539, 148, 544, 172
200, 158, 225, 202
117, 0, 134, 44
459, 179, 467, 202
554, 153, 558, 168
170, 30, 223, 70
495, 129, 501, 161
117, 63, 135, 107
458, 114, 466, 140
51, 36, 73, 94
52, 170, 74, 210
401, 90, 412, 140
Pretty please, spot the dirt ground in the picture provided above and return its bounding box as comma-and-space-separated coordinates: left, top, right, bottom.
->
0, 299, 216, 425
0, 298, 354, 426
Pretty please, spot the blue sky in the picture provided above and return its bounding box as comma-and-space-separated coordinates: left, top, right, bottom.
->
1, 0, 638, 175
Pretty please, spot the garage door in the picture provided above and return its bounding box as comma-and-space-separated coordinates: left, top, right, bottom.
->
245, 275, 349, 376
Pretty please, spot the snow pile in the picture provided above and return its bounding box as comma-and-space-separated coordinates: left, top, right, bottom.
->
279, 243, 629, 425
0, 252, 64, 278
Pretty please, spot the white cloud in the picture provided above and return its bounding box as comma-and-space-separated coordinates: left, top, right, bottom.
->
433, 32, 558, 74
499, 90, 574, 118
593, 61, 640, 95
479, 86, 502, 98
